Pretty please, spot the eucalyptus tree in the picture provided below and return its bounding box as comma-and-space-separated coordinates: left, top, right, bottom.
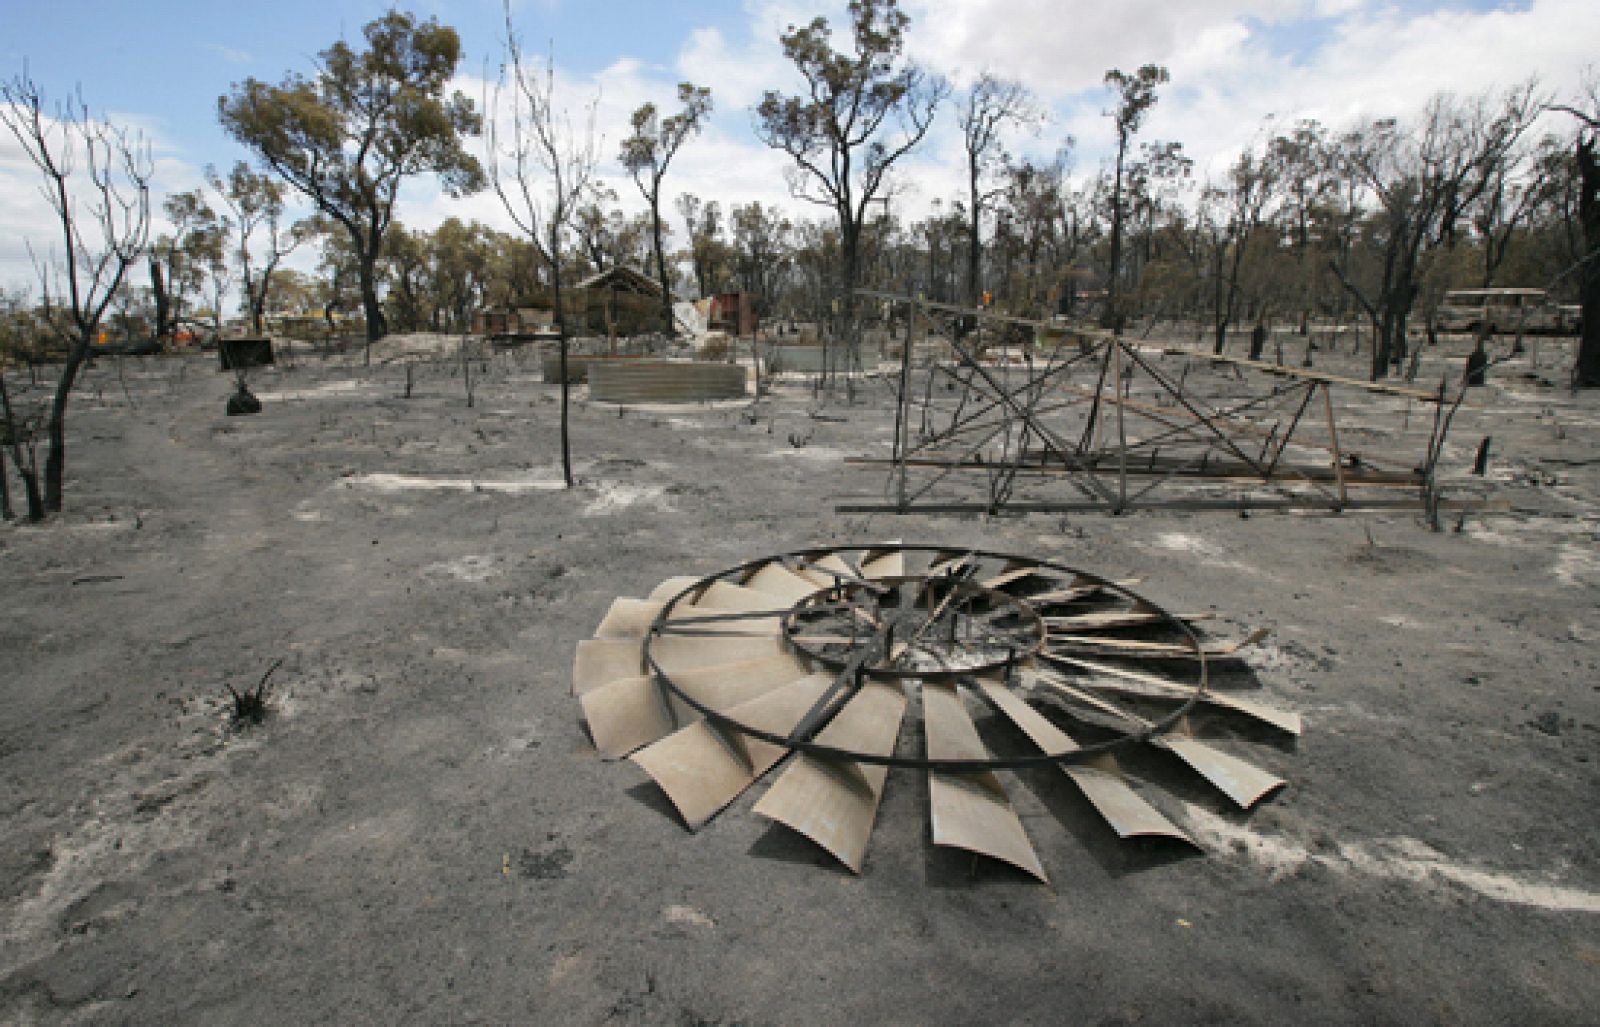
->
755, 0, 946, 368
957, 73, 1042, 309
620, 83, 711, 334
219, 11, 484, 354
1208, 142, 1280, 355
573, 185, 650, 276
207, 161, 306, 334
731, 201, 793, 315
149, 189, 223, 341
676, 194, 732, 299
1266, 120, 1339, 334
1101, 64, 1169, 332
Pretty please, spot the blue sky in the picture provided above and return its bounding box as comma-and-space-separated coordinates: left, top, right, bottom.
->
1, 0, 752, 160
1, 0, 1593, 293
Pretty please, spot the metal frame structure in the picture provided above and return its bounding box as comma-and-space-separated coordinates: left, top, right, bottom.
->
840, 291, 1462, 516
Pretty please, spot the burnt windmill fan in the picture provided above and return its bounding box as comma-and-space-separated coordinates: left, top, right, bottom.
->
573, 543, 1299, 881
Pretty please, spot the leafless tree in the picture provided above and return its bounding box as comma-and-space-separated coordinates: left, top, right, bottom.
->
957, 74, 1042, 310
486, 3, 599, 487
1329, 83, 1542, 378
1550, 71, 1600, 387
1206, 140, 1280, 355
1, 72, 152, 517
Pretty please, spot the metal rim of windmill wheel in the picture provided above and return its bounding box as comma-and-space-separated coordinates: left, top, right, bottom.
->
573, 542, 1300, 882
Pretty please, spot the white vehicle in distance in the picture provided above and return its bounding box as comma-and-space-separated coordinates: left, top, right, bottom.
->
1435, 287, 1575, 334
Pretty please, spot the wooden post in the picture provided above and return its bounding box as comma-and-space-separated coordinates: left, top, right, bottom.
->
1113, 339, 1129, 511
1322, 383, 1347, 509
892, 299, 916, 510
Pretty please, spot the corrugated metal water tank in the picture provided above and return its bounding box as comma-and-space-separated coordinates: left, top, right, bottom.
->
588, 360, 747, 403
541, 353, 646, 383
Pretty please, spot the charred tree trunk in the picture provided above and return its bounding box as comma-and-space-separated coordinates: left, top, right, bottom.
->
43, 338, 90, 512
966, 164, 982, 311
840, 217, 864, 380
650, 198, 673, 337
1576, 136, 1600, 387
149, 258, 172, 342
356, 257, 387, 363
1104, 144, 1128, 334
552, 228, 573, 488
0, 371, 43, 521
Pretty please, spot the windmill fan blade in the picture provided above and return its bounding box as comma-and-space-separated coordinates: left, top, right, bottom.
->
974, 678, 1194, 845
1043, 610, 1214, 631
1154, 719, 1286, 810
648, 576, 705, 602
1047, 636, 1201, 657
979, 562, 1044, 590
798, 551, 860, 585
858, 543, 904, 579
573, 638, 644, 696
594, 597, 665, 639
652, 633, 788, 676
1195, 689, 1302, 736
686, 579, 789, 614
581, 674, 675, 760
630, 673, 834, 830
1026, 577, 1143, 605
1033, 670, 1284, 808
580, 652, 814, 760
1045, 629, 1269, 660
927, 551, 974, 577
754, 679, 908, 873
743, 562, 824, 602
650, 576, 791, 623
1048, 652, 1302, 735
577, 634, 788, 699
923, 681, 1048, 882
578, 545, 1301, 879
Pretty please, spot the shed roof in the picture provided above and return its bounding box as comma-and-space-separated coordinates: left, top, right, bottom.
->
574, 266, 663, 297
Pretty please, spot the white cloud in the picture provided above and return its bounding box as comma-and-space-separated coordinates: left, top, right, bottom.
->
203, 43, 254, 66
5, 0, 1596, 295
0, 99, 214, 296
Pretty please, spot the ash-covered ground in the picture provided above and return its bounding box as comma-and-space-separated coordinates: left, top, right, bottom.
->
2, 334, 1596, 1023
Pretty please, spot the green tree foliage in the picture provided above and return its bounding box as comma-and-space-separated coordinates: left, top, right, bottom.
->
755, 0, 945, 366
380, 218, 499, 334
730, 202, 792, 316
573, 186, 651, 277
1102, 65, 1169, 332
207, 161, 307, 334
149, 189, 224, 339
217, 10, 484, 353
676, 193, 733, 299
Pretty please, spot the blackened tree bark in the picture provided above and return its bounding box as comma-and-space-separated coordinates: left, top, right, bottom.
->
1552, 94, 1600, 386
1, 74, 152, 514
